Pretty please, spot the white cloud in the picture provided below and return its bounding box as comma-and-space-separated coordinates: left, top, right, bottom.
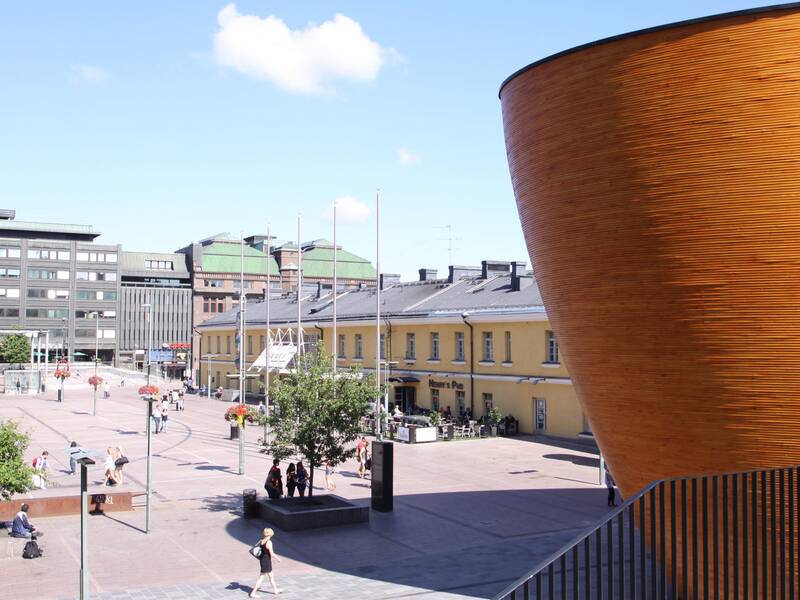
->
213, 4, 394, 94
397, 148, 420, 167
71, 64, 108, 84
325, 196, 372, 225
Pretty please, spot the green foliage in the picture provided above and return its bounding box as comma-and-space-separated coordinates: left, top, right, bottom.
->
267, 350, 376, 496
0, 334, 31, 366
428, 411, 442, 427
488, 406, 503, 425
0, 420, 34, 500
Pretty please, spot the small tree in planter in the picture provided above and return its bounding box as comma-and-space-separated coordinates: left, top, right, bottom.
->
0, 419, 34, 500
266, 350, 375, 497
487, 407, 503, 436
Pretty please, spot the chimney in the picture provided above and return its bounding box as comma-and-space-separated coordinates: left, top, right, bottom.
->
481, 260, 511, 279
380, 273, 401, 289
419, 268, 438, 281
448, 265, 481, 283
511, 260, 533, 291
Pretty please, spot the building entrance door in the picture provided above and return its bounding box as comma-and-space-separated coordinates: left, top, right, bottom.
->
534, 397, 547, 432
394, 386, 416, 413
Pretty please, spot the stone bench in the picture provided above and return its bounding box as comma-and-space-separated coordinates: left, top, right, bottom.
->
0, 491, 138, 520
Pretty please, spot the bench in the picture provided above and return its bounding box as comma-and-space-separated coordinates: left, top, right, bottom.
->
0, 491, 137, 520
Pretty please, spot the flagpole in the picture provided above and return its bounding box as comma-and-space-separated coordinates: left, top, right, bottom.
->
238, 232, 246, 476
375, 189, 382, 440
333, 200, 337, 372
265, 223, 271, 444
297, 215, 302, 358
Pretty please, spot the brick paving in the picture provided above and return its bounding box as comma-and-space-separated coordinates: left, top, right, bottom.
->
2, 372, 608, 600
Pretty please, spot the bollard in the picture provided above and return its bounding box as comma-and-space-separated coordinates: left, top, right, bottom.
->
243, 488, 258, 518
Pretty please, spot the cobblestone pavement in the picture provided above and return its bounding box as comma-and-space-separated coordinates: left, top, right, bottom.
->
3, 375, 607, 600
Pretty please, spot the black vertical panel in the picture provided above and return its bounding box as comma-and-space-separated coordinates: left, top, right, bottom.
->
789, 468, 794, 600
713, 476, 719, 600
572, 545, 579, 600
584, 537, 590, 600
762, 470, 768, 600
703, 477, 710, 600
771, 470, 777, 600
651, 488, 657, 600
597, 528, 603, 600
692, 478, 699, 600
670, 480, 677, 599
742, 473, 749, 600
629, 504, 636, 600
780, 469, 786, 600
681, 480, 688, 600
722, 474, 729, 600
639, 496, 646, 600
561, 554, 567, 600
732, 473, 739, 600
524, 578, 530, 600
537, 572, 542, 600
753, 471, 759, 599
608, 521, 614, 600
659, 482, 666, 600
549, 562, 555, 600
618, 511, 625, 600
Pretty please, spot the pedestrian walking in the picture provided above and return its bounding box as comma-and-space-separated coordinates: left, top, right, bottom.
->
120, 377, 125, 387
357, 436, 368, 479
151, 403, 162, 434
113, 446, 128, 484
249, 527, 282, 597
177, 390, 185, 411
324, 461, 336, 491
160, 402, 169, 432
67, 441, 79, 475
605, 468, 617, 507
286, 463, 297, 497
32, 451, 48, 489
103, 381, 110, 398
104, 447, 119, 486
295, 461, 308, 498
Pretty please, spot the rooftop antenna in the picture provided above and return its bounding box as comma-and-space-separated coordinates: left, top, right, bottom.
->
435, 225, 461, 265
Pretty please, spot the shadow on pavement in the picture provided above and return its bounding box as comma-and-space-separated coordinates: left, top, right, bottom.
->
203, 486, 609, 598
542, 453, 600, 468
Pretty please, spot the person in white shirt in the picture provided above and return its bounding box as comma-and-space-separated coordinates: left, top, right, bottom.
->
104, 447, 119, 486
32, 451, 48, 489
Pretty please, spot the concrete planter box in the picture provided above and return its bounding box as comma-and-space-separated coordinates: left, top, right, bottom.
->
256, 494, 368, 531
397, 425, 437, 444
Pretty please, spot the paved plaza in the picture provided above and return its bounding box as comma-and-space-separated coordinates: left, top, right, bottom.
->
1, 373, 609, 599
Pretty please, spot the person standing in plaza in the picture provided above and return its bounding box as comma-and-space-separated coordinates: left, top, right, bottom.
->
160, 401, 169, 432
285, 463, 297, 497
356, 436, 368, 479
324, 461, 336, 491
104, 447, 119, 486
605, 467, 617, 507
249, 527, 282, 597
32, 450, 48, 489
67, 441, 79, 475
113, 446, 128, 484
103, 381, 110, 398
265, 459, 283, 499
151, 403, 162, 434
295, 461, 308, 497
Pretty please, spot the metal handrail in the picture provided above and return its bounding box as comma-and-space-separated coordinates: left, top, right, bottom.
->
495, 463, 800, 599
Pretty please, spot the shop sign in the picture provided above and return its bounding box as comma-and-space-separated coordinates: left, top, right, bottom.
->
428, 379, 464, 390
397, 426, 410, 443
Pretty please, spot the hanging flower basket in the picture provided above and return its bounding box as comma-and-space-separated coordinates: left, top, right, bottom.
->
54, 368, 71, 380
224, 404, 255, 424
88, 375, 103, 389
139, 385, 160, 397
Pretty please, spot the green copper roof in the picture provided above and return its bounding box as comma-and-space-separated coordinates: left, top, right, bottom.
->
302, 246, 376, 280
201, 243, 279, 275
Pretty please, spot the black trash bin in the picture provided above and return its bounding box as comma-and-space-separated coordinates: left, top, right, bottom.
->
243, 488, 258, 518
230, 423, 240, 440
57, 389, 63, 402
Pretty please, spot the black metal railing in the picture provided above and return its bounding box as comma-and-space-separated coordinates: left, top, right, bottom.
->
495, 465, 800, 599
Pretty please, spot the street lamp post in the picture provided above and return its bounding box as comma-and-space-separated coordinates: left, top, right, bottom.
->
75, 454, 96, 600
59, 317, 67, 402
142, 395, 156, 533
92, 312, 99, 416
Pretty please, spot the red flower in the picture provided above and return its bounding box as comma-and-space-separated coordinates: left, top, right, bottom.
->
88, 375, 103, 388
139, 385, 159, 396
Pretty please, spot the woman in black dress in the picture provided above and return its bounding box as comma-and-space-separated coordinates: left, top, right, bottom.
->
250, 527, 282, 597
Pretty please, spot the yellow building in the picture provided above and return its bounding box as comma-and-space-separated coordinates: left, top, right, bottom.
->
197, 261, 592, 441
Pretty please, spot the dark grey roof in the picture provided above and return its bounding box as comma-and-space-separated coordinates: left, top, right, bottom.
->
198, 273, 545, 329
0, 220, 99, 240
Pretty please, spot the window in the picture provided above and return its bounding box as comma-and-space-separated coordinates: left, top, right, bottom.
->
430, 332, 439, 360
259, 335, 265, 351
28, 289, 68, 299
338, 334, 346, 358
405, 333, 416, 360
226, 336, 231, 354
203, 300, 209, 313
379, 333, 385, 360
0, 288, 20, 298
205, 279, 224, 288
74, 290, 115, 301
76, 251, 116, 263
482, 332, 494, 362
0, 307, 19, 318
431, 388, 440, 412
455, 331, 465, 361
456, 390, 466, 416
546, 330, 559, 363
77, 271, 116, 282
0, 268, 20, 278
216, 336, 221, 354
247, 335, 253, 355
535, 398, 547, 431
354, 334, 363, 359
28, 249, 69, 261
504, 331, 512, 363
218, 302, 223, 312
483, 392, 493, 411
0, 247, 20, 258
26, 308, 69, 319
75, 310, 115, 319
145, 260, 173, 270
76, 252, 88, 261
233, 280, 253, 289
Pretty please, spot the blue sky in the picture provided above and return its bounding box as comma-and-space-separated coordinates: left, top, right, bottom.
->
0, 1, 775, 279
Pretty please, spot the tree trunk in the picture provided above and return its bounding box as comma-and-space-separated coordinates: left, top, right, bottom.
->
308, 463, 315, 497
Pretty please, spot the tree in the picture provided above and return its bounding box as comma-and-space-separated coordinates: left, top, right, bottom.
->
267, 349, 376, 497
0, 333, 31, 367
0, 420, 34, 500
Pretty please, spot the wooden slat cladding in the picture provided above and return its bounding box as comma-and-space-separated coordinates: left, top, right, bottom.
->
501, 7, 800, 499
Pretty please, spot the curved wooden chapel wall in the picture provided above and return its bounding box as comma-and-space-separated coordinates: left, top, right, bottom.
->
500, 5, 800, 498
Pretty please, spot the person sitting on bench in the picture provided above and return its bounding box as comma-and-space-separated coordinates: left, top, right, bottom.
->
11, 504, 38, 539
